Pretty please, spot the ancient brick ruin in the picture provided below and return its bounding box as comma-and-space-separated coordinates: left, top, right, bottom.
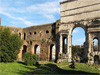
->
1, 0, 100, 64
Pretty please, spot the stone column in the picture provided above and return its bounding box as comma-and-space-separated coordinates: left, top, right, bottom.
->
88, 33, 94, 64
99, 33, 100, 52
60, 34, 63, 54
67, 34, 72, 62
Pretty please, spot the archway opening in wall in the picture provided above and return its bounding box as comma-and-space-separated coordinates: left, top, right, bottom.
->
72, 27, 85, 62
24, 33, 26, 40
93, 38, 98, 51
22, 45, 27, 57
19, 33, 21, 38
63, 36, 67, 54
49, 44, 56, 61
94, 55, 99, 64
34, 45, 40, 60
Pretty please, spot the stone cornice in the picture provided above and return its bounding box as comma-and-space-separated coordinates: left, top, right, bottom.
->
60, 0, 77, 5
60, 17, 100, 25
61, 9, 100, 17
61, 2, 100, 12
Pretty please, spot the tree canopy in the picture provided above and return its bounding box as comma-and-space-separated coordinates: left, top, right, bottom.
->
0, 28, 23, 62
72, 45, 82, 58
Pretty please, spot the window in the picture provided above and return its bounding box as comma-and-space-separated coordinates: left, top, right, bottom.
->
19, 33, 21, 37
30, 41, 32, 45
46, 30, 49, 34
52, 30, 55, 34
93, 38, 98, 51
34, 32, 36, 35
30, 32, 32, 35
24, 33, 26, 40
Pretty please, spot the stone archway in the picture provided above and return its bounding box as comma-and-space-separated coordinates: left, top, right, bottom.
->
57, 0, 100, 64
34, 44, 40, 60
71, 27, 86, 61
22, 45, 27, 55
58, 22, 88, 62
49, 44, 56, 61
93, 38, 99, 51
94, 55, 99, 64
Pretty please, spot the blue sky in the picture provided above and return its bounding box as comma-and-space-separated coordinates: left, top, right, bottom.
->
72, 27, 85, 46
0, 0, 63, 27
0, 0, 86, 45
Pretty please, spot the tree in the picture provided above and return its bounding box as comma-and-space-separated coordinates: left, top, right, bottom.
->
0, 28, 23, 62
72, 45, 82, 58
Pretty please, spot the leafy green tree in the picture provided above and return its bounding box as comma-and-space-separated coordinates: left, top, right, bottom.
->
0, 28, 23, 62
72, 46, 82, 58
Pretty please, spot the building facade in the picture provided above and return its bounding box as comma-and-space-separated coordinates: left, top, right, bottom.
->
1, 0, 100, 64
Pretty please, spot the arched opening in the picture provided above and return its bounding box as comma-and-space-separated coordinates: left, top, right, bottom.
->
30, 41, 32, 45
34, 32, 36, 35
24, 33, 26, 40
72, 27, 85, 62
63, 36, 67, 54
49, 44, 56, 61
30, 32, 32, 35
94, 55, 99, 64
22, 45, 27, 56
46, 30, 49, 34
93, 38, 98, 51
19, 33, 21, 38
34, 45, 40, 60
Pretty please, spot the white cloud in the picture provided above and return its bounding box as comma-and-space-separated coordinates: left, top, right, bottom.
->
0, 11, 35, 26
44, 14, 55, 21
76, 38, 85, 43
0, 0, 65, 26
27, 1, 60, 21
73, 29, 79, 33
72, 38, 85, 45
0, 11, 17, 20
27, 1, 60, 13
16, 17, 37, 26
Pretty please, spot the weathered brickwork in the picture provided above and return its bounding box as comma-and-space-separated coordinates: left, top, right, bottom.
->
1, 20, 60, 61
1, 0, 100, 64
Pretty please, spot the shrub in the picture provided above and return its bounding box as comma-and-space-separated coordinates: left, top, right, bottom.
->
0, 28, 23, 62
23, 52, 38, 66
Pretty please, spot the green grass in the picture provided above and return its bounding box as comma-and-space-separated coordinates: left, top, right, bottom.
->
0, 62, 37, 75
0, 61, 100, 75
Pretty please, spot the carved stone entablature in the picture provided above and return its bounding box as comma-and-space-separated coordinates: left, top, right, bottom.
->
72, 21, 84, 26
61, 23, 74, 28
59, 30, 69, 34
87, 19, 100, 26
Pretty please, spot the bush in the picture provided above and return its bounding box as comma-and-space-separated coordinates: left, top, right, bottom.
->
0, 28, 23, 62
23, 52, 38, 66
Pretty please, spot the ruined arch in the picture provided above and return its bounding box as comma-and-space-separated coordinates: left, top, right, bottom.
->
22, 45, 27, 56
69, 23, 86, 35
93, 38, 99, 51
62, 35, 67, 54
72, 27, 85, 57
49, 44, 56, 61
19, 32, 21, 37
34, 44, 40, 60
94, 55, 99, 64
24, 33, 26, 40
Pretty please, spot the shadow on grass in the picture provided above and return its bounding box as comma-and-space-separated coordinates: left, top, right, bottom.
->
17, 61, 26, 65
16, 62, 99, 75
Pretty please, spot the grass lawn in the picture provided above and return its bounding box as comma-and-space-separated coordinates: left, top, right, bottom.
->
0, 61, 100, 75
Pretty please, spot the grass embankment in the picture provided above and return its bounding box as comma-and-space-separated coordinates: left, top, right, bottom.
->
0, 61, 100, 75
